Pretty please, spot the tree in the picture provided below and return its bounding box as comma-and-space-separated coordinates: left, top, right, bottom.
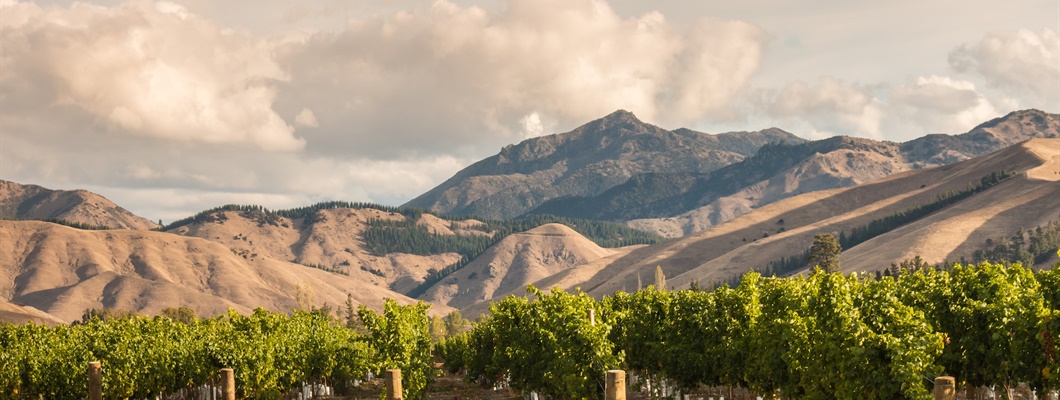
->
808, 233, 842, 273
654, 265, 667, 291
443, 311, 471, 337
160, 306, 197, 324
429, 316, 448, 341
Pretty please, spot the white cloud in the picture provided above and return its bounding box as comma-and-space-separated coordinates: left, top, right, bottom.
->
761, 76, 884, 138
949, 28, 1060, 100
294, 108, 319, 128
0, 1, 305, 151
757, 75, 1006, 140
274, 0, 769, 158
519, 112, 544, 139
889, 75, 999, 134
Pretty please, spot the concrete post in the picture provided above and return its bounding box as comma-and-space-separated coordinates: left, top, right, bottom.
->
606, 370, 626, 400
385, 369, 403, 400
88, 362, 102, 400
220, 368, 236, 400
933, 376, 955, 400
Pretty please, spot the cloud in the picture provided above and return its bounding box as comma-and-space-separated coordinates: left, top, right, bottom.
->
889, 75, 999, 134
274, 0, 769, 158
0, 0, 304, 151
949, 28, 1060, 100
757, 75, 1005, 140
760, 76, 884, 138
294, 108, 319, 128
519, 112, 545, 139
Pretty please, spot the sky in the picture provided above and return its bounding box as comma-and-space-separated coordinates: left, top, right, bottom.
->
1, 0, 1058, 223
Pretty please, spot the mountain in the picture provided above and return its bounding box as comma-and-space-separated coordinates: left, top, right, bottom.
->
0, 180, 159, 230
164, 207, 467, 294
529, 109, 1059, 237
452, 138, 1059, 316
403, 110, 805, 219
0, 220, 452, 324
0, 300, 65, 325
417, 223, 631, 309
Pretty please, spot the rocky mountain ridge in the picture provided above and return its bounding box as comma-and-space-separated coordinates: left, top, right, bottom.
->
531, 109, 1059, 236
403, 110, 805, 219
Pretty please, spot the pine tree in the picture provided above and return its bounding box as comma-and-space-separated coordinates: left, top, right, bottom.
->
808, 233, 842, 273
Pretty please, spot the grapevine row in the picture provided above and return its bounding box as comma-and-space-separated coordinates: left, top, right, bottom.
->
440, 262, 1060, 400
0, 300, 432, 400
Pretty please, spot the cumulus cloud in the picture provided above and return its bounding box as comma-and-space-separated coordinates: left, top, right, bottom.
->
760, 77, 884, 138
889, 75, 999, 134
949, 29, 1060, 100
0, 0, 304, 151
273, 0, 769, 158
757, 75, 1005, 140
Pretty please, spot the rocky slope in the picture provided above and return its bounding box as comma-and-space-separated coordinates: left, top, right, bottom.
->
0, 180, 159, 230
403, 110, 804, 219
530, 109, 1059, 237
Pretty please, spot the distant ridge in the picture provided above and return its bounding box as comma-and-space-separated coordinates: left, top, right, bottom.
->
0, 180, 158, 230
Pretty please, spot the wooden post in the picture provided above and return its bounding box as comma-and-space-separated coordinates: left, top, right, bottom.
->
589, 309, 596, 326
385, 369, 403, 400
606, 370, 625, 400
220, 368, 236, 400
88, 362, 102, 400
933, 376, 955, 400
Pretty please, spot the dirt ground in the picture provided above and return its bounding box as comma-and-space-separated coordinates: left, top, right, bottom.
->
334, 375, 521, 400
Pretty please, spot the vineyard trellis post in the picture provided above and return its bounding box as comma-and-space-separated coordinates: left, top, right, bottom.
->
87, 361, 102, 400
221, 368, 236, 400
605, 370, 625, 400
934, 376, 955, 400
386, 369, 403, 400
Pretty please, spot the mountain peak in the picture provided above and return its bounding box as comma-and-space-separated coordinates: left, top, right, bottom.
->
590, 109, 646, 131
970, 108, 1056, 132
602, 109, 638, 121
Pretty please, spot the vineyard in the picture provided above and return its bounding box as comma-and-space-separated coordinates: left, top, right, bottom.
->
0, 300, 431, 400
440, 262, 1060, 400
3, 262, 1058, 400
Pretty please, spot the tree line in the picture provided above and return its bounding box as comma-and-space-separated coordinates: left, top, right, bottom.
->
765, 170, 1013, 277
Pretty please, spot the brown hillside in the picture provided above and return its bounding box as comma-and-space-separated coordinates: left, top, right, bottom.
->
659, 138, 1060, 290
167, 208, 464, 294
0, 221, 451, 324
628, 109, 1059, 238
419, 223, 617, 309
0, 180, 158, 230
0, 299, 66, 325
838, 139, 1060, 272
571, 139, 1058, 296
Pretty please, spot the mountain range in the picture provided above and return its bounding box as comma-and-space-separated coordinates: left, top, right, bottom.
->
418, 109, 1059, 237
1, 109, 1057, 324
403, 110, 805, 219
